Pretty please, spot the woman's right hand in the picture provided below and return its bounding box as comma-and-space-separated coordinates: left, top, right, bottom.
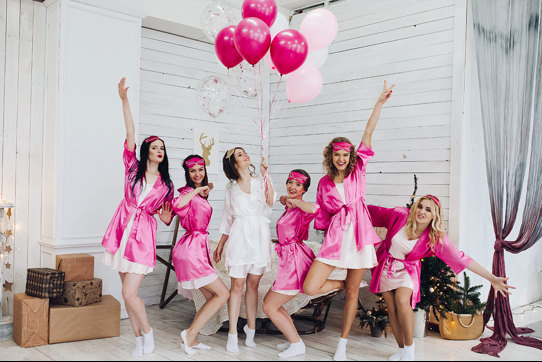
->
279, 195, 288, 205
214, 242, 224, 264
118, 77, 129, 101
197, 186, 210, 198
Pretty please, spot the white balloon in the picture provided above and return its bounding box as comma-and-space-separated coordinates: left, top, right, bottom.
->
270, 12, 289, 38
197, 75, 230, 118
306, 47, 329, 69
230, 61, 260, 98
201, 2, 239, 42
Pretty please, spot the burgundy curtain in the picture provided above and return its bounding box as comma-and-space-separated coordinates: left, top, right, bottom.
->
471, 0, 542, 357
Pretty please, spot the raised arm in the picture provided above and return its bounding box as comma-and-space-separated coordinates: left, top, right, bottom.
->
285, 198, 317, 214
466, 261, 515, 298
261, 156, 275, 207
118, 77, 136, 151
361, 80, 394, 148
175, 186, 210, 209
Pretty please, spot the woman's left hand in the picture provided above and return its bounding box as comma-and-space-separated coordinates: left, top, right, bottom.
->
491, 276, 516, 298
260, 156, 269, 176
376, 80, 395, 106
159, 202, 173, 225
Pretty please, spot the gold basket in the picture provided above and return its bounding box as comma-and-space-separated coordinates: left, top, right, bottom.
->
439, 311, 484, 340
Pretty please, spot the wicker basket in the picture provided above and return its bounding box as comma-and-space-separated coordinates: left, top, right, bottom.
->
439, 311, 484, 340
25, 268, 65, 299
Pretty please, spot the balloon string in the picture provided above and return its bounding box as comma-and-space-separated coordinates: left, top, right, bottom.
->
268, 75, 282, 118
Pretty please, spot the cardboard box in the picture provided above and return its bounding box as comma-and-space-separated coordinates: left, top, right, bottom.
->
25, 268, 65, 299
49, 295, 120, 344
13, 294, 49, 348
53, 278, 102, 307
56, 254, 94, 282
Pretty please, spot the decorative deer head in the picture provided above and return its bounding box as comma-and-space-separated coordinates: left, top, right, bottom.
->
199, 133, 215, 166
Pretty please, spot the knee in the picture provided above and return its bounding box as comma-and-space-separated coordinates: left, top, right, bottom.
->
396, 298, 411, 311
219, 290, 230, 303
246, 279, 260, 292
345, 286, 359, 301
262, 302, 274, 317
122, 288, 138, 305
230, 281, 244, 294
303, 282, 317, 296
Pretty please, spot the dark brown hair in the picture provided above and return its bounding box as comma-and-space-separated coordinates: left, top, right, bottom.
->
323, 137, 357, 180
287, 169, 311, 192
222, 147, 256, 181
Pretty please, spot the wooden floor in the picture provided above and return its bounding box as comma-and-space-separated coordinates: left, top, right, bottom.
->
1, 297, 542, 361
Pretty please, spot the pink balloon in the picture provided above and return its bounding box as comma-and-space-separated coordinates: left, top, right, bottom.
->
215, 26, 243, 69
241, 0, 278, 28
270, 30, 308, 75
234, 17, 271, 66
263, 50, 276, 70
286, 65, 323, 103
300, 8, 338, 51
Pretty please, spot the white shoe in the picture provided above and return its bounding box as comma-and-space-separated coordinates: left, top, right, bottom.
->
389, 347, 405, 361
227, 333, 239, 353
180, 330, 197, 356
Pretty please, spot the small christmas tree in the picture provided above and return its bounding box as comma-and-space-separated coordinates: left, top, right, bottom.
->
416, 256, 458, 321
450, 273, 487, 315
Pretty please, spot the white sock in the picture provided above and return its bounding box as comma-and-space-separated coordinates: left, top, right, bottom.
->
388, 347, 405, 361
180, 330, 197, 356
131, 336, 144, 357
277, 342, 290, 350
402, 343, 415, 361
193, 342, 212, 350
278, 340, 305, 358
243, 325, 257, 347
143, 328, 154, 355
227, 333, 239, 353
333, 338, 347, 361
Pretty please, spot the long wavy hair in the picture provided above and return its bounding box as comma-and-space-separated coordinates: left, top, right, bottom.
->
222, 147, 256, 181
183, 154, 209, 190
406, 196, 445, 250
130, 136, 173, 199
323, 137, 357, 180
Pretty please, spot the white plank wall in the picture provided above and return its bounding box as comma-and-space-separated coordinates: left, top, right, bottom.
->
138, 28, 268, 304
268, 0, 455, 241
0, 0, 46, 314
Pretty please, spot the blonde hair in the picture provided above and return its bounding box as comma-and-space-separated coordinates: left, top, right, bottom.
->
406, 196, 445, 250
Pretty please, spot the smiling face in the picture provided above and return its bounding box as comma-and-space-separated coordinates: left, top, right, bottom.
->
332, 149, 350, 173
286, 179, 305, 199
234, 148, 251, 171
189, 164, 206, 187
415, 199, 434, 226
148, 140, 165, 164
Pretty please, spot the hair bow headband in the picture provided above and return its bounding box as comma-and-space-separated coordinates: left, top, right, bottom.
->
226, 148, 236, 159
145, 136, 162, 144
424, 195, 441, 208
332, 142, 353, 152
185, 157, 205, 168
288, 171, 308, 184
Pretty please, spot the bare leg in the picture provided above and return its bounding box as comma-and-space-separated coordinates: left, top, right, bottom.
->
303, 260, 345, 296
228, 277, 245, 335
121, 272, 149, 336
185, 278, 230, 347
245, 274, 263, 331
395, 288, 414, 347
341, 268, 365, 338
382, 290, 405, 348
262, 290, 299, 343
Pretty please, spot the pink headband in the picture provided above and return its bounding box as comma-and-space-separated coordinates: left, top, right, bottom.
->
424, 195, 441, 208
145, 136, 162, 144
288, 171, 308, 184
185, 157, 205, 168
332, 142, 353, 152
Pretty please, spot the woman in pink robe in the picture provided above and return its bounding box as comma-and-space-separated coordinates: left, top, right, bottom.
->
303, 81, 394, 361
101, 78, 174, 357
368, 196, 514, 361
262, 169, 337, 358
172, 155, 229, 356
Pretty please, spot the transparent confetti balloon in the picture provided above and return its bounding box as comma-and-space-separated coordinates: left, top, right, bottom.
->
201, 1, 239, 42
197, 75, 230, 118
230, 61, 260, 98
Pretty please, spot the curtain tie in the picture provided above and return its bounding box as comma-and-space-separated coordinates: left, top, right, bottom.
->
494, 240, 504, 252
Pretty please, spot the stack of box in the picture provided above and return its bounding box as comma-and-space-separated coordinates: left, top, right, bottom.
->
13, 253, 120, 347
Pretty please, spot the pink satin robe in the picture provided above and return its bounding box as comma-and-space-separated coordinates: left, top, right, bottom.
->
273, 204, 320, 293
314, 142, 382, 260
368, 206, 474, 308
172, 186, 216, 283
102, 141, 173, 268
